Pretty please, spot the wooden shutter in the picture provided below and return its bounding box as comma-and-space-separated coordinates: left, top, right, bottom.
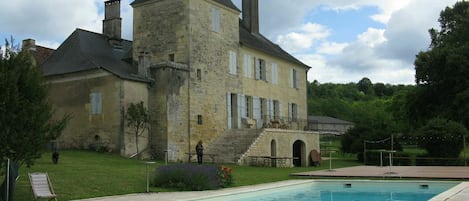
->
226, 92, 232, 129
255, 58, 260, 80
244, 54, 250, 78
229, 51, 237, 75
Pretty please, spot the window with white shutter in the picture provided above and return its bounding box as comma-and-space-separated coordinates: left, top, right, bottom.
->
91, 92, 102, 114
244, 54, 252, 78
226, 93, 232, 129
271, 63, 278, 84
211, 7, 220, 32
229, 51, 237, 75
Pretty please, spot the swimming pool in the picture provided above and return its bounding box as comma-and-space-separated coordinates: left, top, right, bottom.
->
196, 180, 459, 201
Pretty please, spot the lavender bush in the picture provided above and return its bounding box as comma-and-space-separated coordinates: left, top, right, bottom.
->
153, 164, 221, 191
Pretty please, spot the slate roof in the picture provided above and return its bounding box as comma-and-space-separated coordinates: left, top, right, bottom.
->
240, 24, 310, 69
130, 0, 240, 12
28, 45, 55, 66
42, 29, 148, 82
308, 116, 354, 125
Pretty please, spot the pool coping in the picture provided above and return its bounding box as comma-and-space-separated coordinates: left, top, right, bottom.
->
75, 179, 464, 201
429, 182, 469, 201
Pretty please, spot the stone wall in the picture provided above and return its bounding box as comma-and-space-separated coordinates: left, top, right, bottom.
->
47, 70, 149, 156
240, 129, 320, 167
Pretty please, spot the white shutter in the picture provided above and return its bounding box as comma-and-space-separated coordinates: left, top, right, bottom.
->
227, 93, 232, 129
297, 105, 300, 121
253, 96, 262, 129
295, 69, 300, 89
211, 8, 220, 32
255, 58, 260, 80
240, 94, 246, 118
290, 69, 294, 88
237, 94, 243, 128
244, 54, 251, 78
272, 63, 278, 84
279, 101, 283, 119
91, 92, 102, 114
288, 103, 292, 121
265, 62, 270, 82
229, 51, 237, 75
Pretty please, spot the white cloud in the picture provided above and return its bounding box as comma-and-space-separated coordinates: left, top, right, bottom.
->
357, 28, 386, 48
275, 23, 330, 53
317, 42, 348, 55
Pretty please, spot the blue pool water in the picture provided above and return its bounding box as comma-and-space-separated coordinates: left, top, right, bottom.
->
198, 180, 459, 201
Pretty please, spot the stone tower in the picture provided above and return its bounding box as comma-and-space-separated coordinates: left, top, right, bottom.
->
131, 0, 241, 161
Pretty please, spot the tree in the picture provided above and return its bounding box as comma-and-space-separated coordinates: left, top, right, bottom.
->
0, 42, 68, 201
411, 1, 469, 128
357, 77, 373, 95
416, 118, 468, 158
126, 101, 149, 155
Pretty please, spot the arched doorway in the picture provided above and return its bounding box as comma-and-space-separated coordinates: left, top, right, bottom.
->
293, 140, 305, 167
271, 140, 277, 167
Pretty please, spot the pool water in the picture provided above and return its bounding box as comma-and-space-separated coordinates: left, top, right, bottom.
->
198, 180, 459, 201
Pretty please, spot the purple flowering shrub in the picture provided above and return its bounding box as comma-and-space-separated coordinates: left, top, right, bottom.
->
153, 164, 233, 191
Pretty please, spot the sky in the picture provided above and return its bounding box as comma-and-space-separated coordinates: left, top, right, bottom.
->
0, 0, 459, 84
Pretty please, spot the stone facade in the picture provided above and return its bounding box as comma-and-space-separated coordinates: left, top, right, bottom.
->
241, 129, 320, 167
47, 69, 149, 156
43, 0, 319, 166
130, 0, 317, 164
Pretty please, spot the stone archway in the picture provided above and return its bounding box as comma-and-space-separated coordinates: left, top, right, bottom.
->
271, 139, 277, 167
293, 140, 306, 167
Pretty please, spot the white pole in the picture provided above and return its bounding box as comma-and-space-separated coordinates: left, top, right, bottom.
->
6, 159, 10, 201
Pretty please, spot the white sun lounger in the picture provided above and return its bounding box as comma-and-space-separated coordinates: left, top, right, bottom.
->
28, 172, 57, 201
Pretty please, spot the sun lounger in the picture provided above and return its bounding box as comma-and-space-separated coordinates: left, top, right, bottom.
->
28, 172, 57, 201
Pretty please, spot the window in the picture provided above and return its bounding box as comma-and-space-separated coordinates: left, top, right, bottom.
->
290, 68, 299, 89
255, 58, 266, 81
211, 7, 220, 32
260, 98, 267, 119
244, 54, 252, 78
245, 96, 252, 118
197, 115, 203, 125
229, 51, 237, 75
288, 103, 298, 122
168, 54, 175, 62
91, 92, 102, 114
271, 63, 278, 84
273, 100, 280, 119
197, 69, 202, 81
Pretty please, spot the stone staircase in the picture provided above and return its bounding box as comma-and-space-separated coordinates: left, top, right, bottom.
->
205, 129, 264, 164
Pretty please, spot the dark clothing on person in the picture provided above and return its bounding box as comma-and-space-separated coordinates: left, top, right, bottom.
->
52, 151, 59, 164
196, 142, 204, 164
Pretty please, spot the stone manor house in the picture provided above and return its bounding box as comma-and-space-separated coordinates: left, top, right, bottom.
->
38, 0, 319, 166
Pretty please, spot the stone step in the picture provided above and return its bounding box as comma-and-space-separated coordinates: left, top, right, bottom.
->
205, 129, 263, 163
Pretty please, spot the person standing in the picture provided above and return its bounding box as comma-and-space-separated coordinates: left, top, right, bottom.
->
196, 140, 204, 164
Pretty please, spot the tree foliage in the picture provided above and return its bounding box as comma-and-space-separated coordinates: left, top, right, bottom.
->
308, 78, 413, 157
0, 49, 68, 167
126, 101, 149, 155
411, 1, 469, 128
416, 118, 468, 158
0, 44, 69, 201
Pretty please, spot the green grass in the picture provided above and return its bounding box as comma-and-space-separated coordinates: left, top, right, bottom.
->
3, 150, 361, 200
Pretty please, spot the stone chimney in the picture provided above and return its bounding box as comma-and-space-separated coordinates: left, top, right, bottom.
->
242, 0, 259, 34
103, 0, 122, 40
22, 39, 36, 51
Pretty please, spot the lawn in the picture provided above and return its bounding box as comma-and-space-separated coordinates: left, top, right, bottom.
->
3, 150, 362, 200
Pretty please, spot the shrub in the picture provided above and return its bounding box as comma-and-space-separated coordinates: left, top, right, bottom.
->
416, 118, 468, 158
153, 164, 233, 191
219, 165, 233, 188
